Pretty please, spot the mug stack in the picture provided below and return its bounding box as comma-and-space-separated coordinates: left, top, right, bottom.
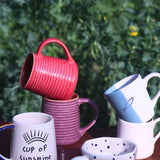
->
104, 72, 160, 159
20, 38, 98, 146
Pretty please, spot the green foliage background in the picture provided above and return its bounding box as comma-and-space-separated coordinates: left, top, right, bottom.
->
0, 0, 160, 131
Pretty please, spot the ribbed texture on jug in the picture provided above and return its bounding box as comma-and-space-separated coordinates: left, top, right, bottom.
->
41, 93, 98, 145
42, 96, 82, 145
20, 38, 78, 100
20, 53, 78, 100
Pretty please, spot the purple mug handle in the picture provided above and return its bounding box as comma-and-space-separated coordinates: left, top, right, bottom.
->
78, 98, 98, 136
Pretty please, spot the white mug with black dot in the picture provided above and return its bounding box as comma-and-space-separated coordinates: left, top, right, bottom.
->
71, 137, 137, 160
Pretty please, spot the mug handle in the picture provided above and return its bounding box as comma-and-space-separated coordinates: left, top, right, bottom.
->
153, 117, 160, 144
143, 72, 160, 107
0, 123, 15, 132
71, 155, 89, 160
0, 123, 15, 160
78, 98, 98, 136
36, 38, 75, 63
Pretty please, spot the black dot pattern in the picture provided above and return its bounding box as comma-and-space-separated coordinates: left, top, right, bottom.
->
83, 137, 137, 160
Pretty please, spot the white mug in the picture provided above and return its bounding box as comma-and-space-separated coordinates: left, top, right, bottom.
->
0, 112, 57, 160
117, 118, 160, 159
71, 137, 137, 160
104, 72, 160, 123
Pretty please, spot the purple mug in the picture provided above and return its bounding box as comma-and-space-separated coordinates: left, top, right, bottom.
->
42, 93, 98, 145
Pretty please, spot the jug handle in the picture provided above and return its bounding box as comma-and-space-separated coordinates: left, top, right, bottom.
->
143, 72, 160, 107
0, 123, 15, 160
78, 98, 98, 136
36, 38, 75, 63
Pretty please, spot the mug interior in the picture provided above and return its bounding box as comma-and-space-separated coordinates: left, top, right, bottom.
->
20, 54, 33, 88
119, 118, 153, 125
13, 112, 52, 125
82, 137, 137, 158
105, 74, 139, 95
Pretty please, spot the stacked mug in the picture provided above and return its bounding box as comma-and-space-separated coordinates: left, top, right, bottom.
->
19, 38, 98, 145
104, 72, 160, 159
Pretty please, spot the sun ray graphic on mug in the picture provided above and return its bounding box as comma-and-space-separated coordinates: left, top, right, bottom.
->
23, 130, 49, 144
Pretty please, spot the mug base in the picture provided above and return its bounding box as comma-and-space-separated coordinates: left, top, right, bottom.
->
56, 137, 81, 145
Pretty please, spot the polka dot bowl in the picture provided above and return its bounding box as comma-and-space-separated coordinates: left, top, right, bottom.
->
71, 137, 137, 160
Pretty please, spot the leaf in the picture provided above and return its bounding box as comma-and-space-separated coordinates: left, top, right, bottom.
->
142, 52, 151, 62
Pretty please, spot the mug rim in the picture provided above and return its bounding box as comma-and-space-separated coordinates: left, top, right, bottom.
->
20, 53, 34, 89
104, 74, 140, 95
118, 118, 153, 125
13, 112, 53, 125
81, 137, 137, 159
43, 93, 79, 102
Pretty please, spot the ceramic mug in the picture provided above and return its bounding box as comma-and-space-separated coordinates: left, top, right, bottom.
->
117, 118, 160, 159
20, 38, 78, 100
0, 112, 57, 160
42, 93, 98, 145
104, 72, 160, 123
71, 137, 137, 160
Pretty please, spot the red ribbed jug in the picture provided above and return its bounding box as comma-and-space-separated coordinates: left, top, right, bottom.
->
20, 38, 78, 100
42, 93, 98, 145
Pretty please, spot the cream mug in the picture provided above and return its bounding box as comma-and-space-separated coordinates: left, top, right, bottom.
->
0, 112, 57, 160
117, 118, 160, 159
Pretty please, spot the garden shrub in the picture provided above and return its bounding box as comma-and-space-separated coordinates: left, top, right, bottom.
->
0, 0, 160, 131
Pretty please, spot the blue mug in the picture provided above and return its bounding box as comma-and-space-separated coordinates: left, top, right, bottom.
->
104, 72, 160, 123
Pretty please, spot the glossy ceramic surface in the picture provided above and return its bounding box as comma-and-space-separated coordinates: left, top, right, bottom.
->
71, 137, 137, 160
117, 118, 160, 159
0, 112, 57, 160
42, 93, 98, 145
104, 72, 160, 123
20, 38, 78, 100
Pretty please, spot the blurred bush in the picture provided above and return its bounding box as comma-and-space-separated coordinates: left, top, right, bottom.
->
0, 0, 160, 130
